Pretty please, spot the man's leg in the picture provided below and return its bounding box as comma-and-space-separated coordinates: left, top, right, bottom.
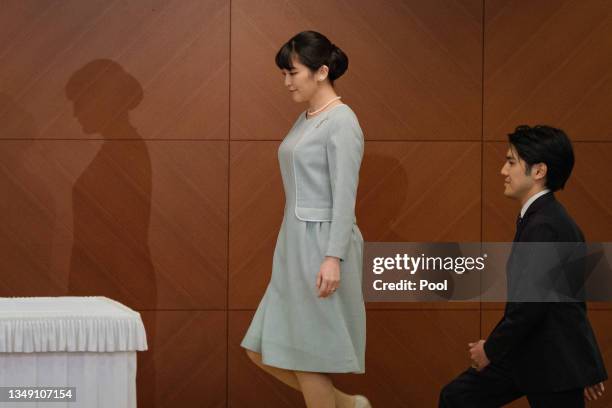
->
526, 388, 584, 408
439, 363, 523, 407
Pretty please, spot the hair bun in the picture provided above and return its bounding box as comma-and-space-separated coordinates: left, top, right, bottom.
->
328, 44, 348, 81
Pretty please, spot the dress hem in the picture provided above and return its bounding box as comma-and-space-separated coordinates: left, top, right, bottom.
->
240, 338, 365, 374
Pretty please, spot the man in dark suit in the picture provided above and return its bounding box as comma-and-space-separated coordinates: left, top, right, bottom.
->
439, 125, 607, 407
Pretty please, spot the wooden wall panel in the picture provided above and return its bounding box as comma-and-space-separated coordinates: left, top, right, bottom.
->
359, 141, 482, 310
145, 141, 228, 309
231, 0, 482, 141
484, 0, 612, 141
339, 310, 480, 407
483, 142, 612, 242
559, 143, 612, 242
2, 0, 612, 407
0, 0, 229, 141
228, 141, 284, 309
0, 139, 228, 310
358, 142, 481, 242
139, 311, 226, 408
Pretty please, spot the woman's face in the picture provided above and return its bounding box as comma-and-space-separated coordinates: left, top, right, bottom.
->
281, 55, 323, 103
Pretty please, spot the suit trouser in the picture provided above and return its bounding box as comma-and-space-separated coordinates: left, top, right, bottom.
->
439, 363, 584, 408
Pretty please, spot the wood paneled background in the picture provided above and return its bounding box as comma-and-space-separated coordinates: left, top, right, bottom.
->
1, 0, 611, 406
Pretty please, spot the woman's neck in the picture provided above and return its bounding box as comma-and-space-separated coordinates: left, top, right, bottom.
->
308, 87, 339, 113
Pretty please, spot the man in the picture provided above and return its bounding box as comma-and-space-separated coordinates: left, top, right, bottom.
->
439, 125, 607, 407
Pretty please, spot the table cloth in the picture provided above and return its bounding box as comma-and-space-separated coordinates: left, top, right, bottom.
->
0, 297, 147, 408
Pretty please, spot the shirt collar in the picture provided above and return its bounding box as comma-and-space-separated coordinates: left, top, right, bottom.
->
520, 189, 551, 218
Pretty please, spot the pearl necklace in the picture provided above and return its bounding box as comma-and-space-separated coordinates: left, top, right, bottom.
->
306, 96, 342, 117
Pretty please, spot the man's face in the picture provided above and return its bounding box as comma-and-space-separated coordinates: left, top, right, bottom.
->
500, 146, 535, 201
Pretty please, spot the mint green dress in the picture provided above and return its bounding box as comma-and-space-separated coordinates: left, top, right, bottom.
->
241, 104, 366, 373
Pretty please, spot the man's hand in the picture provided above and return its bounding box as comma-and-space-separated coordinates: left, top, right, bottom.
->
468, 339, 490, 371
584, 382, 605, 401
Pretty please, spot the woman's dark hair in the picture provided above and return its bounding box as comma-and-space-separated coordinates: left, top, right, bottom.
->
508, 125, 575, 192
275, 31, 348, 85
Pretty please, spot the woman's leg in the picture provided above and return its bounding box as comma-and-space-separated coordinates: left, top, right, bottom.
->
294, 371, 336, 408
245, 350, 356, 407
246, 349, 300, 390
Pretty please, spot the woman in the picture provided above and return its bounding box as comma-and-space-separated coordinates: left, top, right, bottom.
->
241, 31, 370, 408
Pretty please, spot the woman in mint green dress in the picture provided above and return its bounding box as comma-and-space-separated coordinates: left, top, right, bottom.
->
241, 31, 370, 408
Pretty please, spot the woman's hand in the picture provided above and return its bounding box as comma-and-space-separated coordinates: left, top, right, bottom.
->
316, 256, 341, 298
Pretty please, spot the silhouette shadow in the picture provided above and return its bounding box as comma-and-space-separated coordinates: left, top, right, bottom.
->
358, 153, 409, 242
65, 60, 157, 407
358, 152, 467, 303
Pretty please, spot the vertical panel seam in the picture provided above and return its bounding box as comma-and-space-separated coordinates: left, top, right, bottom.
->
227, 0, 232, 406
480, 0, 486, 340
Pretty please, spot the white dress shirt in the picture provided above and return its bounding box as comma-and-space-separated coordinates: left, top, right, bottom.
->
520, 189, 551, 218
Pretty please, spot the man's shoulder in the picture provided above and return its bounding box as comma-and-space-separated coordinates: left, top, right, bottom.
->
524, 199, 583, 242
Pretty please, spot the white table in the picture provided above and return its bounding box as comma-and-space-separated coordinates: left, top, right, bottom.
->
0, 297, 147, 408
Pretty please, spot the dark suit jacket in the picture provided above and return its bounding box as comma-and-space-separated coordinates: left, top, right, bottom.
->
483, 192, 607, 392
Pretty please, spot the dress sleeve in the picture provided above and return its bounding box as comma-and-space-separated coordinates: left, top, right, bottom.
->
325, 112, 364, 260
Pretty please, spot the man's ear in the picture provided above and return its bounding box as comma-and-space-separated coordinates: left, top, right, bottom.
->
532, 162, 548, 181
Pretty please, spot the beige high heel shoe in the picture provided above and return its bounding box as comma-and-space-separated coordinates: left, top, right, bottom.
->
354, 395, 372, 408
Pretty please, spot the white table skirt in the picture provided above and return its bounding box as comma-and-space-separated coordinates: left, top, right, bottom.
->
0, 351, 136, 408
0, 297, 147, 408
0, 297, 147, 353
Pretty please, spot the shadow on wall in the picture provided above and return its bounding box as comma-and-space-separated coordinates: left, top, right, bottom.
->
0, 93, 58, 296
358, 152, 462, 300
358, 152, 409, 242
65, 59, 158, 407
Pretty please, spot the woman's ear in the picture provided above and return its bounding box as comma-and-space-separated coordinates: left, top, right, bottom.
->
318, 65, 329, 81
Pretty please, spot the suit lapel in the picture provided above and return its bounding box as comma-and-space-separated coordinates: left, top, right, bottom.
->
507, 192, 556, 289
513, 192, 555, 242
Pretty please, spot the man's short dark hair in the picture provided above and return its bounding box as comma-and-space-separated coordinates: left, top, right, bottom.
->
508, 125, 575, 192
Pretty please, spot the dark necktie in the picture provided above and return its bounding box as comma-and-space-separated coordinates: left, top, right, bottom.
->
513, 214, 523, 242
508, 214, 524, 285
